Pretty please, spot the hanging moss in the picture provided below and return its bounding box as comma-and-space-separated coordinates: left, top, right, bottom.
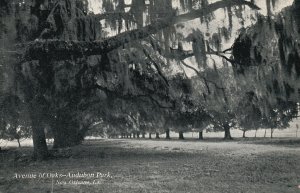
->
186, 29, 207, 68
232, 2, 300, 106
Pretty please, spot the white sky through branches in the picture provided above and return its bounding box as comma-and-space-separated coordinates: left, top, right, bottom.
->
87, 0, 294, 15
87, 0, 294, 76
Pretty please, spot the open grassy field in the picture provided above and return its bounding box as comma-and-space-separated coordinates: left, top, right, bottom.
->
0, 137, 300, 193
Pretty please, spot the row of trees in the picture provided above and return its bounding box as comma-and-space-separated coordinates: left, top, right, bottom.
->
84, 69, 298, 140
0, 0, 299, 159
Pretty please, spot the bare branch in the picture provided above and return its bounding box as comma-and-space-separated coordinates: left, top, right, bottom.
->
206, 45, 235, 64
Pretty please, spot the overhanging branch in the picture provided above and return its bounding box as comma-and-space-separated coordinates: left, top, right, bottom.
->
24, 0, 260, 61
93, 84, 174, 109
206, 45, 235, 64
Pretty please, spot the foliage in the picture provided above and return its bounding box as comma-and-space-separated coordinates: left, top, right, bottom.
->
0, 94, 31, 145
1, 0, 299, 158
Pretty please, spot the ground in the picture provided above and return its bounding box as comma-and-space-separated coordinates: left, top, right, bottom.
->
0, 137, 300, 193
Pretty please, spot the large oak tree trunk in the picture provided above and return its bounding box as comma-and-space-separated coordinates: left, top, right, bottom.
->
223, 124, 232, 140
32, 121, 49, 160
165, 129, 171, 139
149, 133, 152, 139
179, 131, 184, 140
155, 132, 160, 139
271, 128, 274, 138
17, 138, 21, 148
242, 130, 246, 138
199, 131, 203, 140
30, 102, 49, 160
52, 117, 84, 148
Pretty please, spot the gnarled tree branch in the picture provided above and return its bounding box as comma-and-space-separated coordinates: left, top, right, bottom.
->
24, 0, 260, 61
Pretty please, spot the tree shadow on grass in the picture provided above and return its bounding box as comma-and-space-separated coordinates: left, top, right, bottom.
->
238, 138, 300, 147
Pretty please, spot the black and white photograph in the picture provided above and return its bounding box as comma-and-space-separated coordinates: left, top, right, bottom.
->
0, 0, 300, 192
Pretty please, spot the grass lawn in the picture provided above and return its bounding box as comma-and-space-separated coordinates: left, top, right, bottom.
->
0, 138, 300, 193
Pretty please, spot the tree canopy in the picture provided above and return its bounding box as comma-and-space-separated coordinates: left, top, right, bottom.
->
0, 0, 299, 159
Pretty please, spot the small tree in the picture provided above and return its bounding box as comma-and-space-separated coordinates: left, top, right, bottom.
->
236, 92, 262, 138
0, 95, 31, 147
260, 99, 298, 138
1, 125, 32, 148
